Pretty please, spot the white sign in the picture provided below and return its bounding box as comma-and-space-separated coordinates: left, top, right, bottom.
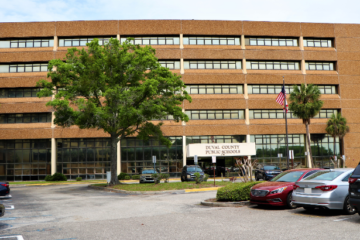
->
194, 155, 198, 164
152, 156, 156, 163
343, 155, 346, 161
186, 143, 256, 157
278, 153, 283, 158
289, 150, 294, 159
212, 156, 216, 163
305, 152, 308, 156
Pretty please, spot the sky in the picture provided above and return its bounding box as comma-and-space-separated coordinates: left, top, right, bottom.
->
0, 0, 359, 24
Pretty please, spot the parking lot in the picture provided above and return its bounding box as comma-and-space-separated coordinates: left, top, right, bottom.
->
0, 184, 359, 240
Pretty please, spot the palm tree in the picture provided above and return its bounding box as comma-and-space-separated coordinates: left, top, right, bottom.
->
325, 113, 350, 167
289, 84, 323, 168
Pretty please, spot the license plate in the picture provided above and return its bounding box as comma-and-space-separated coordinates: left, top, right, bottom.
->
304, 188, 312, 194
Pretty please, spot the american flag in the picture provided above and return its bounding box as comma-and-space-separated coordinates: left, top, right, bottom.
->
276, 86, 288, 112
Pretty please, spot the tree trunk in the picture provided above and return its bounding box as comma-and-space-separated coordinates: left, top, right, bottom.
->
333, 137, 338, 168
110, 133, 119, 185
305, 122, 314, 168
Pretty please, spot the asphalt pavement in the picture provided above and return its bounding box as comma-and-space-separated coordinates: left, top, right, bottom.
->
0, 184, 359, 239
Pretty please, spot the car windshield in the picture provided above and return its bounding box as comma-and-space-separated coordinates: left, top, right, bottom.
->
271, 171, 305, 182
304, 171, 343, 181
264, 166, 280, 170
142, 170, 156, 174
187, 167, 202, 172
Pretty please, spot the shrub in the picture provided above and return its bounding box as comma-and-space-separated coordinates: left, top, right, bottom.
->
203, 174, 209, 182
194, 172, 202, 184
132, 175, 140, 180
118, 172, 129, 180
160, 173, 170, 183
216, 181, 264, 201
151, 173, 161, 184
124, 176, 131, 180
44, 173, 67, 181
76, 177, 82, 181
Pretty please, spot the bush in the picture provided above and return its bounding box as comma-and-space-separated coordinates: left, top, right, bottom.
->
76, 177, 82, 181
194, 172, 202, 184
160, 173, 170, 183
44, 173, 67, 181
216, 181, 264, 201
124, 176, 130, 180
203, 174, 209, 182
132, 175, 140, 180
151, 174, 161, 184
118, 172, 129, 180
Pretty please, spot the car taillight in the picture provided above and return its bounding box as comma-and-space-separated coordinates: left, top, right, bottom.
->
315, 185, 337, 191
0, 184, 8, 187
293, 184, 300, 190
349, 178, 358, 184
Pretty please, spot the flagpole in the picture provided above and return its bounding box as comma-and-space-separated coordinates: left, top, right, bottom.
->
283, 76, 290, 169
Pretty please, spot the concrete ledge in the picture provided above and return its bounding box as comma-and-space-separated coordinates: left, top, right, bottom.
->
88, 185, 186, 195
201, 198, 251, 207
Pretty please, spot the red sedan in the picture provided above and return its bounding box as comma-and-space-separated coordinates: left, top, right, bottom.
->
250, 168, 321, 208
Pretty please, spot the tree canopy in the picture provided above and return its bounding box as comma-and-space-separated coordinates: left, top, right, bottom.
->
37, 38, 191, 184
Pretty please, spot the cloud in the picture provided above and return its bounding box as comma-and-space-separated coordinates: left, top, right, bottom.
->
0, 0, 359, 24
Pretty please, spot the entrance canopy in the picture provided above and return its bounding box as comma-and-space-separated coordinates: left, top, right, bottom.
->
186, 143, 256, 157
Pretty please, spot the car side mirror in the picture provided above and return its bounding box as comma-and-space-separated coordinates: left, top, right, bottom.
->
0, 204, 5, 217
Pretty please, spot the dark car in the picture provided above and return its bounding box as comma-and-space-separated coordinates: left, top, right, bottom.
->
181, 165, 204, 182
251, 168, 321, 208
349, 163, 360, 215
255, 165, 282, 181
0, 182, 10, 196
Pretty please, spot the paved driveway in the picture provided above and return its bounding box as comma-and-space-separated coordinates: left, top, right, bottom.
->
0, 184, 359, 239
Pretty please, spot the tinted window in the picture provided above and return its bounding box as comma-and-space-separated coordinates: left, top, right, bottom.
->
302, 170, 319, 179
264, 166, 280, 170
342, 173, 351, 182
353, 165, 360, 175
142, 170, 156, 174
305, 171, 343, 181
271, 171, 305, 182
187, 167, 202, 172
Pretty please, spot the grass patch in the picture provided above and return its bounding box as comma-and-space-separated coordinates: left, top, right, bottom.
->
106, 181, 233, 191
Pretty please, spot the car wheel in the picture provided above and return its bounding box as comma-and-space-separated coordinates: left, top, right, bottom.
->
286, 192, 297, 209
343, 196, 356, 215
303, 206, 315, 211
255, 175, 259, 181
181, 176, 184, 182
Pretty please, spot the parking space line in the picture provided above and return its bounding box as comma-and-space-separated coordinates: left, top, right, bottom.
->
0, 218, 16, 221
0, 235, 24, 240
334, 218, 349, 221
5, 205, 14, 210
0, 195, 12, 200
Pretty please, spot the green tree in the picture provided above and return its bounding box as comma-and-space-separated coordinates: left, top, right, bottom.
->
325, 113, 349, 158
36, 38, 191, 185
289, 84, 323, 167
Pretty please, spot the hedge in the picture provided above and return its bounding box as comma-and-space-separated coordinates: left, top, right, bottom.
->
216, 181, 264, 201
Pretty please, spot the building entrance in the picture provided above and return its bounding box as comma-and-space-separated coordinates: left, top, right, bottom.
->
186, 157, 239, 177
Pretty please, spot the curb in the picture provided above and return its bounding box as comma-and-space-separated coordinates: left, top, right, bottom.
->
201, 199, 251, 207
88, 185, 186, 195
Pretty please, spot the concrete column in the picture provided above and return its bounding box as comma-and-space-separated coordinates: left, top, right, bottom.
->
117, 140, 121, 175
241, 35, 245, 49
51, 138, 56, 174
301, 59, 306, 75
245, 109, 250, 125
117, 34, 120, 41
180, 34, 184, 49
182, 136, 187, 167
53, 36, 58, 51
299, 36, 304, 50
246, 135, 251, 160
244, 83, 248, 99
242, 59, 247, 74
180, 58, 184, 74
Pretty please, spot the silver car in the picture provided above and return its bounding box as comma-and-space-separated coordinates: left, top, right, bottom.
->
292, 168, 356, 214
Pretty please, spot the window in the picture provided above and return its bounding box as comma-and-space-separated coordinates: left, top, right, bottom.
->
302, 170, 319, 179
186, 85, 243, 94
183, 36, 240, 45
0, 63, 48, 73
186, 135, 246, 144
314, 109, 338, 118
121, 36, 180, 45
185, 110, 245, 120
248, 85, 294, 94
59, 37, 113, 47
245, 37, 298, 46
249, 110, 297, 119
317, 85, 337, 94
184, 61, 242, 69
311, 134, 340, 156
305, 170, 343, 181
159, 61, 180, 69
0, 88, 41, 98
306, 62, 334, 71
0, 113, 52, 124
0, 39, 54, 48
246, 61, 300, 70
304, 39, 333, 48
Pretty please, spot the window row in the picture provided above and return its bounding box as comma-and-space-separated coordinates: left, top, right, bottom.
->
248, 85, 337, 94
0, 113, 52, 124
0, 37, 334, 48
185, 85, 243, 94
0, 39, 54, 48
184, 110, 245, 120
0, 88, 41, 98
249, 109, 338, 119
0, 139, 51, 149
184, 61, 242, 69
246, 61, 300, 70
306, 62, 334, 71
57, 138, 111, 148
186, 135, 246, 144
0, 63, 48, 73
159, 61, 180, 69
121, 36, 180, 45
